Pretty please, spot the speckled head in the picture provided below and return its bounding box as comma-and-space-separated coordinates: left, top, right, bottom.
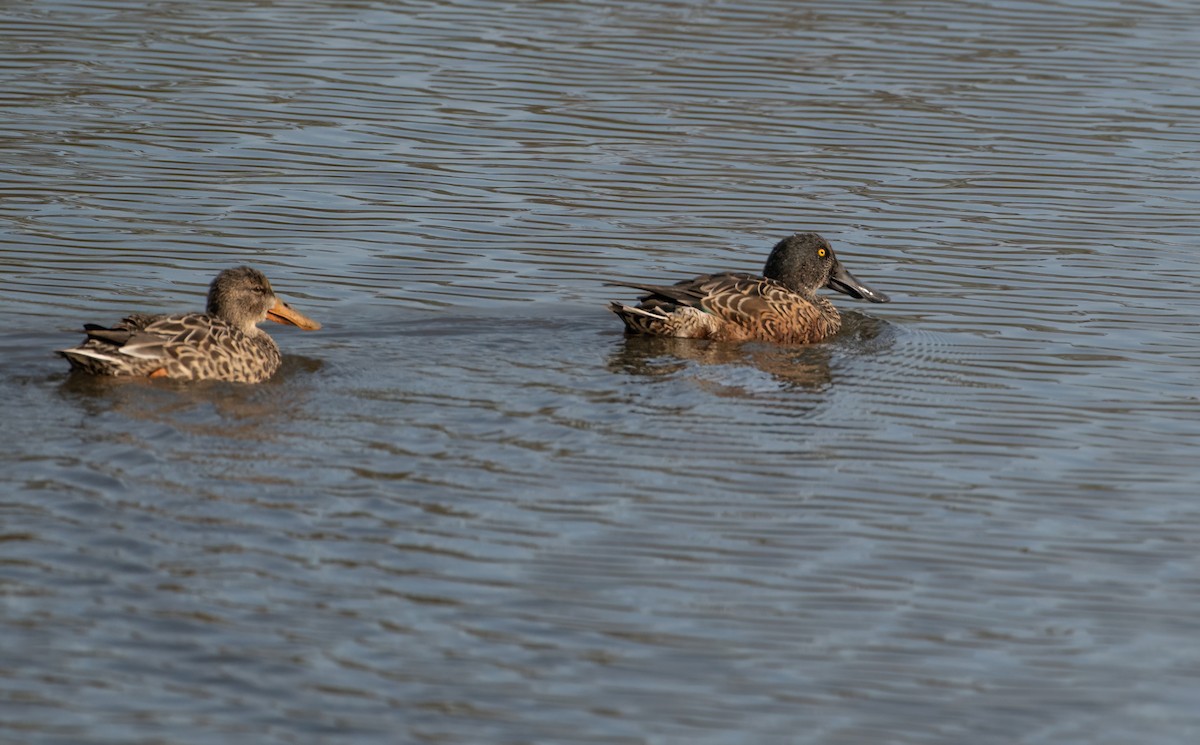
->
762, 233, 889, 303
206, 267, 321, 332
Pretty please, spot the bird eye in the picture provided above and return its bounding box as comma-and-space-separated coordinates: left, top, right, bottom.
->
818, 248, 827, 257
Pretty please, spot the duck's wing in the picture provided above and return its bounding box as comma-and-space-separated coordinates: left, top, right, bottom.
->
60, 313, 213, 373
78, 313, 161, 346
612, 272, 835, 343
113, 313, 217, 359
620, 273, 784, 323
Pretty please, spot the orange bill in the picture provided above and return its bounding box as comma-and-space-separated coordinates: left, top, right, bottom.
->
266, 298, 322, 330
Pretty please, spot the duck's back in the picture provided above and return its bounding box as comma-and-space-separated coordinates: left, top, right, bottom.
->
60, 312, 282, 383
612, 272, 841, 344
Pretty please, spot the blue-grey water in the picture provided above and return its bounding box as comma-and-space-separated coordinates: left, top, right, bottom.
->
3, 0, 1200, 743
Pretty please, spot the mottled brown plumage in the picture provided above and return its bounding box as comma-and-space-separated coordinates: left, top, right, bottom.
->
59, 267, 321, 383
609, 232, 889, 344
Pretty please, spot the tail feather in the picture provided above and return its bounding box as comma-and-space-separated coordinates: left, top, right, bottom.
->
84, 327, 134, 345
608, 302, 666, 321
609, 302, 667, 335
58, 346, 122, 364
608, 301, 720, 339
58, 346, 125, 375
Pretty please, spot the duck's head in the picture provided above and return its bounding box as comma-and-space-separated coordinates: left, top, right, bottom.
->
207, 266, 322, 333
762, 233, 890, 303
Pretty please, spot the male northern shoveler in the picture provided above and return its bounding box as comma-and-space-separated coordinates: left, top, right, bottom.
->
609, 232, 889, 344
59, 266, 321, 383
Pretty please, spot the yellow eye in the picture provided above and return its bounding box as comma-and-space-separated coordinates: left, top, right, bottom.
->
818, 248, 827, 257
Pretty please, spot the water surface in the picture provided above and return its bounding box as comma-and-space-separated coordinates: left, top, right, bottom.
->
3, 0, 1200, 743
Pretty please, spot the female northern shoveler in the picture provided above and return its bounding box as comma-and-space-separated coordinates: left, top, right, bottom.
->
59, 266, 321, 383
609, 232, 889, 344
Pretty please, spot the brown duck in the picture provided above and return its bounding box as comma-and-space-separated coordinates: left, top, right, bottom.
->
609, 232, 889, 344
59, 266, 321, 383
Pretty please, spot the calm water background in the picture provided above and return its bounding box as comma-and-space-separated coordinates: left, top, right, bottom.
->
3, 0, 1200, 742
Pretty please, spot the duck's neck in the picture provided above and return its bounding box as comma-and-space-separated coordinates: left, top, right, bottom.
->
814, 295, 841, 335
213, 311, 265, 337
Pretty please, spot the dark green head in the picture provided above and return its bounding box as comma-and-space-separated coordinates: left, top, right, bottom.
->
762, 233, 890, 303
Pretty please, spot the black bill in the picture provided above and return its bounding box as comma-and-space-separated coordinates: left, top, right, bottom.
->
826, 262, 890, 303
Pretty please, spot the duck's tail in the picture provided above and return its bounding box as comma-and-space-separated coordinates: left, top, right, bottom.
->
608, 302, 720, 339
608, 302, 668, 335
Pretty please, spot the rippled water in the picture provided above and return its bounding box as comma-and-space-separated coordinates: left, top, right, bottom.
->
4, 0, 1200, 742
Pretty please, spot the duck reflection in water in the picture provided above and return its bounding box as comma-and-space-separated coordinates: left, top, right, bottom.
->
57, 353, 324, 442
608, 312, 890, 397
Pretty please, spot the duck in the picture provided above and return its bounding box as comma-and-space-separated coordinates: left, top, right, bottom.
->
609, 232, 890, 344
59, 266, 321, 383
